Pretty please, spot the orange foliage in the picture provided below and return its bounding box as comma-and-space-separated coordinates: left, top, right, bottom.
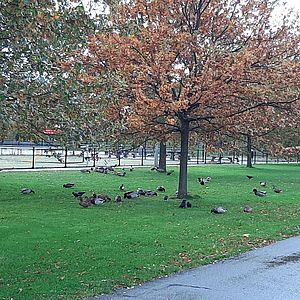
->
80, 0, 299, 145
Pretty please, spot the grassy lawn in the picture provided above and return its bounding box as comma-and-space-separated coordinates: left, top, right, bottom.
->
0, 164, 299, 299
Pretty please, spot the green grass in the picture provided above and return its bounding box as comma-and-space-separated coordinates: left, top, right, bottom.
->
0, 164, 299, 299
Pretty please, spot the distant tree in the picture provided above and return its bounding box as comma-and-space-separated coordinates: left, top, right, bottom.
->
225, 102, 300, 167
0, 0, 111, 144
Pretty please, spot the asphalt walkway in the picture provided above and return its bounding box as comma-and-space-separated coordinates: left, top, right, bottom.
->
89, 236, 300, 300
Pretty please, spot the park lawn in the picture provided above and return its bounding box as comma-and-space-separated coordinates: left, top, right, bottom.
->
0, 164, 299, 300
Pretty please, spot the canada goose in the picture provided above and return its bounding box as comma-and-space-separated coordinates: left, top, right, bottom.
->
80, 169, 90, 173
166, 170, 174, 175
79, 198, 92, 208
198, 178, 208, 185
260, 182, 267, 187
243, 205, 253, 213
156, 186, 166, 192
115, 195, 122, 202
163, 195, 169, 201
21, 188, 35, 194
116, 171, 126, 177
124, 191, 139, 199
124, 191, 134, 198
119, 184, 125, 191
129, 166, 134, 171
95, 167, 105, 173
137, 188, 146, 195
72, 191, 85, 198
253, 189, 267, 197
186, 201, 192, 208
97, 194, 111, 202
179, 199, 186, 208
211, 207, 227, 214
273, 186, 283, 193
246, 175, 253, 180
63, 183, 75, 188
145, 191, 158, 196
91, 197, 105, 205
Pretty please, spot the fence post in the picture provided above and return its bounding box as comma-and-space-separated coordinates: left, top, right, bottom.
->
241, 153, 244, 165
141, 147, 144, 166
196, 146, 200, 164
93, 148, 96, 168
266, 153, 268, 164
144, 142, 147, 160
64, 147, 67, 168
32, 147, 35, 169
204, 145, 207, 164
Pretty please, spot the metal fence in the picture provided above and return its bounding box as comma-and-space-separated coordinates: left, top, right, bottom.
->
0, 145, 298, 170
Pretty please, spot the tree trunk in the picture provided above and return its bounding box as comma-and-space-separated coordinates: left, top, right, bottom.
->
246, 135, 253, 168
178, 119, 189, 198
159, 141, 167, 172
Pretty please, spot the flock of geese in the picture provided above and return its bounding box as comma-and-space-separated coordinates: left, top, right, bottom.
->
206, 175, 283, 214
20, 167, 284, 214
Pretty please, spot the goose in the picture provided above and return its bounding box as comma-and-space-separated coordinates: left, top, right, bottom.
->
91, 197, 105, 205
129, 166, 134, 171
63, 183, 75, 188
260, 181, 267, 187
124, 191, 139, 199
273, 186, 283, 193
243, 205, 253, 213
211, 207, 227, 214
95, 167, 105, 173
166, 170, 174, 175
119, 184, 125, 191
198, 177, 208, 185
79, 198, 92, 208
116, 171, 126, 177
72, 191, 85, 198
179, 199, 186, 208
97, 194, 111, 202
253, 189, 267, 197
186, 201, 192, 208
21, 188, 35, 194
80, 169, 90, 173
145, 191, 158, 196
137, 188, 146, 196
115, 195, 122, 202
163, 195, 169, 201
246, 175, 253, 180
156, 186, 166, 192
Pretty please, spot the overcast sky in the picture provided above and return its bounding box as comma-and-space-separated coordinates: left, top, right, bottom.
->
83, 0, 300, 17
285, 0, 300, 10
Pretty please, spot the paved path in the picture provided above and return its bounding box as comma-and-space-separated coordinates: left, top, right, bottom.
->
89, 236, 300, 300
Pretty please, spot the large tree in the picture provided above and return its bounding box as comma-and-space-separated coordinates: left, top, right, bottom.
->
79, 0, 299, 196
